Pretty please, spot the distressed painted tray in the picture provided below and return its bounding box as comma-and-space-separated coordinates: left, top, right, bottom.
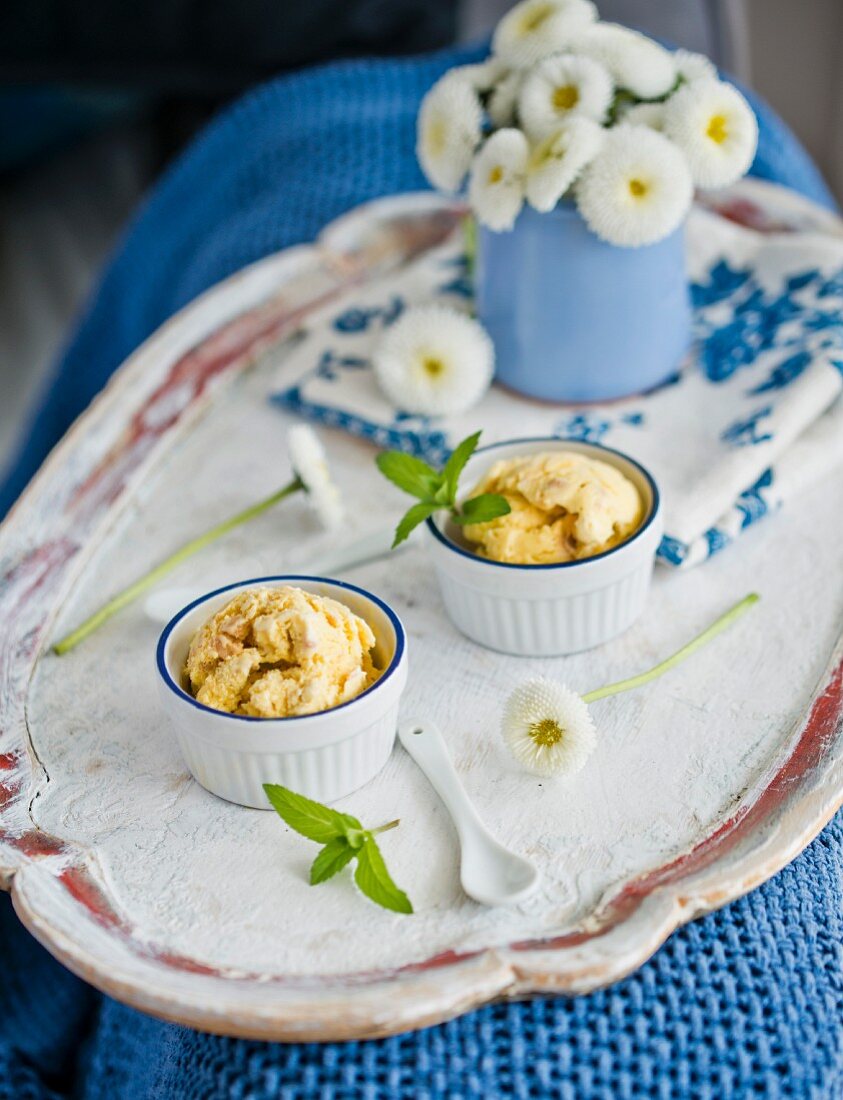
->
1, 183, 842, 1042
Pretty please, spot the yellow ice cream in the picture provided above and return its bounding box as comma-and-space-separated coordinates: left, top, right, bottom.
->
462, 451, 642, 565
185, 586, 380, 717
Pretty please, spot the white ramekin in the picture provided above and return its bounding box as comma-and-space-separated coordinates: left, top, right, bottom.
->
424, 438, 663, 657
156, 576, 408, 808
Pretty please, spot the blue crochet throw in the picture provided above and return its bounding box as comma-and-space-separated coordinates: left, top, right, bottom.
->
0, 46, 840, 1099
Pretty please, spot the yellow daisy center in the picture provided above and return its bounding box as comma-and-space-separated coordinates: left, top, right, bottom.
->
421, 356, 446, 378
528, 717, 564, 747
520, 2, 554, 33
531, 133, 565, 170
488, 165, 504, 185
552, 84, 580, 111
426, 117, 446, 156
628, 178, 648, 199
706, 114, 729, 144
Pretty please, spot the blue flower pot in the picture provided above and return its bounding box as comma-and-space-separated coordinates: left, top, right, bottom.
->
476, 203, 691, 402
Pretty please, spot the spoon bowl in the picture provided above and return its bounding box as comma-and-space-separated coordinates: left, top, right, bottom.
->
398, 719, 540, 908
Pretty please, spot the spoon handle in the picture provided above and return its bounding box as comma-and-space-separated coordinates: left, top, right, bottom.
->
398, 719, 484, 843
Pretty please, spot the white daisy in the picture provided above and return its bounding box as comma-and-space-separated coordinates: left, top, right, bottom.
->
618, 101, 665, 132
372, 306, 494, 417
673, 48, 717, 85
287, 425, 344, 529
487, 70, 523, 128
493, 0, 598, 69
663, 78, 758, 189
469, 129, 529, 231
502, 678, 596, 777
526, 117, 604, 212
573, 23, 676, 99
455, 58, 509, 95
576, 124, 693, 247
417, 72, 483, 193
518, 53, 613, 139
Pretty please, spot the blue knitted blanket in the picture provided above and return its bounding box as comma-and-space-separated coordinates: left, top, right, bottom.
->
1, 47, 840, 1099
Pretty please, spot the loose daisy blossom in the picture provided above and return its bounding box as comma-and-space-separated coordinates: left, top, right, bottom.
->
573, 22, 676, 99
469, 128, 530, 231
576, 124, 693, 247
664, 78, 758, 189
503, 678, 597, 777
526, 117, 604, 211
53, 427, 340, 655
288, 424, 343, 530
493, 0, 597, 69
502, 595, 758, 778
417, 72, 483, 193
372, 306, 494, 417
518, 53, 613, 138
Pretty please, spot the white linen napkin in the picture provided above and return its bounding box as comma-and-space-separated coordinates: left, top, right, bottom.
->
272, 183, 843, 568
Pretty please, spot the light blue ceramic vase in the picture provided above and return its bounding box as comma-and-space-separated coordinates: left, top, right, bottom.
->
476, 202, 691, 402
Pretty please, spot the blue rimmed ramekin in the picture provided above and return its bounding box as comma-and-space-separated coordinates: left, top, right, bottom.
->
156, 576, 408, 808
425, 438, 663, 657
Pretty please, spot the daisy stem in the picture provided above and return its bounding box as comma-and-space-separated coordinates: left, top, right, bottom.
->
52, 476, 304, 656
463, 213, 477, 279
582, 593, 760, 704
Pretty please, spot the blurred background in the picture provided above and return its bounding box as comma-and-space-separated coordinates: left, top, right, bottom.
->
0, 0, 840, 477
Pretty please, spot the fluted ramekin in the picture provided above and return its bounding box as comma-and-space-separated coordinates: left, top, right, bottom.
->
156, 576, 408, 808
425, 438, 662, 657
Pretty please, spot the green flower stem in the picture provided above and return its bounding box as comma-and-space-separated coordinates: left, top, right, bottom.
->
53, 476, 304, 656
583, 593, 759, 704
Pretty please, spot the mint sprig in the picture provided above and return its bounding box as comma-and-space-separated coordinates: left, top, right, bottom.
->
375, 430, 511, 547
264, 784, 413, 914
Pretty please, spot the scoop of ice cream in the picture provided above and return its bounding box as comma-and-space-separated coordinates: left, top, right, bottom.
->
185, 586, 380, 717
462, 451, 642, 565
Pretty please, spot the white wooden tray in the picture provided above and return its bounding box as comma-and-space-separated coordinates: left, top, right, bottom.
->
1, 184, 841, 1042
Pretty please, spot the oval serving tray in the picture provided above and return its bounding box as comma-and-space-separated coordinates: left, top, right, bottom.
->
1, 185, 842, 1042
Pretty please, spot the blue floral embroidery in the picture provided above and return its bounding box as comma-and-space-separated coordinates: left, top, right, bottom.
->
721, 406, 774, 447
748, 350, 811, 394
818, 270, 843, 299
621, 411, 645, 427
276, 388, 449, 463
704, 528, 730, 557
692, 262, 843, 386
437, 254, 473, 299
554, 413, 613, 443
657, 535, 687, 566
314, 349, 370, 381
690, 260, 751, 308
333, 296, 404, 333
734, 468, 774, 529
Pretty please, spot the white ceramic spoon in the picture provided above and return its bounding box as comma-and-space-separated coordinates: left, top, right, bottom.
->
143, 524, 404, 625
399, 718, 540, 908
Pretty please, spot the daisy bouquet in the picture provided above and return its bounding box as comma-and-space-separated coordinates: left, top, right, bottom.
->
417, 0, 758, 246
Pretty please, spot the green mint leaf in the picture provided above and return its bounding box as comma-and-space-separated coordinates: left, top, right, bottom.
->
354, 835, 413, 914
263, 784, 362, 844
376, 451, 441, 501
452, 492, 511, 526
441, 431, 483, 505
392, 501, 438, 548
310, 838, 355, 885
344, 827, 367, 850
